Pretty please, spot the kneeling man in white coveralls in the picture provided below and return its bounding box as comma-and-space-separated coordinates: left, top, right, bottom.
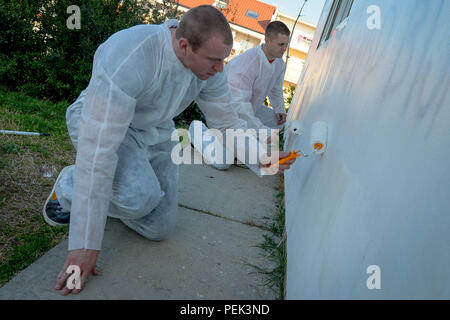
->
42, 5, 296, 295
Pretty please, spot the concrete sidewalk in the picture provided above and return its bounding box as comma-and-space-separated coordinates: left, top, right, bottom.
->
0, 158, 281, 299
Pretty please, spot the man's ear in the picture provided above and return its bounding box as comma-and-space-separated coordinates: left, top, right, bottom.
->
264, 35, 270, 44
178, 38, 190, 55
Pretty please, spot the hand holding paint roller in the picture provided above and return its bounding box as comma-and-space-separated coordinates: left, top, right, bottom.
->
273, 149, 301, 166
260, 150, 299, 175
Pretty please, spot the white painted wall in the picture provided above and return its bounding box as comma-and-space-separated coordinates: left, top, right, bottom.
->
284, 0, 450, 299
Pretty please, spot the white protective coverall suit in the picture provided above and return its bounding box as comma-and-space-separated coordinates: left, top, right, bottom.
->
226, 44, 287, 131
55, 20, 265, 251
189, 44, 286, 170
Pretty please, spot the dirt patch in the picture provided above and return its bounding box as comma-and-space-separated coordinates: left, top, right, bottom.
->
0, 132, 75, 268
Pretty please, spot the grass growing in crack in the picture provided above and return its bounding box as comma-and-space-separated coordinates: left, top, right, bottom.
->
244, 175, 287, 300
243, 129, 288, 299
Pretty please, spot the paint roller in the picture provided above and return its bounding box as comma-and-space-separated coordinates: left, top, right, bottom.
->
310, 121, 327, 154
275, 120, 327, 165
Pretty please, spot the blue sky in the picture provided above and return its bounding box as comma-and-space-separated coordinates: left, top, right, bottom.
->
263, 0, 327, 25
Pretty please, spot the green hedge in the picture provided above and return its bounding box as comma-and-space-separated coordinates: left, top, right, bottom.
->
0, 0, 180, 103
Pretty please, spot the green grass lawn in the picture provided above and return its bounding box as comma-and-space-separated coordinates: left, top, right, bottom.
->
0, 89, 74, 286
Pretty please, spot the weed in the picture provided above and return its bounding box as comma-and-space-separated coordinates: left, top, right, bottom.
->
0, 158, 6, 169
245, 176, 287, 300
242, 129, 289, 299
1, 143, 21, 154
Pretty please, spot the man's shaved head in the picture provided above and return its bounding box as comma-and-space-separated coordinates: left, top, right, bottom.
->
176, 5, 233, 52
265, 21, 290, 40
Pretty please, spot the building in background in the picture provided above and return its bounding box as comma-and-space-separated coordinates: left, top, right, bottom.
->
274, 11, 316, 88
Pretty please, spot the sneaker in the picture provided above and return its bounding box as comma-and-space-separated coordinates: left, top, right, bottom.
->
43, 169, 70, 226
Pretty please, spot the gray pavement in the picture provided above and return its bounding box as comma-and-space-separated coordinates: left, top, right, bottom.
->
0, 157, 281, 299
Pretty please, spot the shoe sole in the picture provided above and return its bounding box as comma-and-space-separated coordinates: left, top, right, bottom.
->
211, 164, 231, 171
42, 166, 71, 227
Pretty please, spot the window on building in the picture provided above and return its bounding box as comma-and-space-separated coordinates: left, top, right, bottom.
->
285, 57, 304, 85
214, 0, 228, 10
293, 30, 313, 49
318, 0, 354, 47
239, 39, 254, 54
245, 10, 259, 19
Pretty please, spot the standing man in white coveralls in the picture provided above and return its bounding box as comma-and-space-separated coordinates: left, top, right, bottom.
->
42, 6, 296, 295
190, 21, 290, 170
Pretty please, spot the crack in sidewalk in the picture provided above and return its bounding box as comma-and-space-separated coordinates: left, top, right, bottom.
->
178, 203, 270, 231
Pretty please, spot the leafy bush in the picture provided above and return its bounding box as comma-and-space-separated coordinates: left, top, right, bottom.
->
0, 0, 180, 102
283, 84, 295, 108
174, 101, 205, 128
0, 1, 210, 126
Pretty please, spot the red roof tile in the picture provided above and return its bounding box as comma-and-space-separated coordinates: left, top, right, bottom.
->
176, 0, 276, 34
177, 0, 213, 8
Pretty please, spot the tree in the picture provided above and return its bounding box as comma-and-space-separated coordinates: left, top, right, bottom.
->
0, 0, 180, 102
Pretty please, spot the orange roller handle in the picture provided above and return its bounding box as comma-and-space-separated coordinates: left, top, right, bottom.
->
273, 149, 301, 166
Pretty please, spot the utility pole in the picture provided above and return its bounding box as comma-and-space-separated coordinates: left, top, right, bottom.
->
285, 0, 308, 70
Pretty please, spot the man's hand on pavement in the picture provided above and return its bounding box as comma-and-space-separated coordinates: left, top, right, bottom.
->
276, 113, 287, 125
55, 248, 101, 295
